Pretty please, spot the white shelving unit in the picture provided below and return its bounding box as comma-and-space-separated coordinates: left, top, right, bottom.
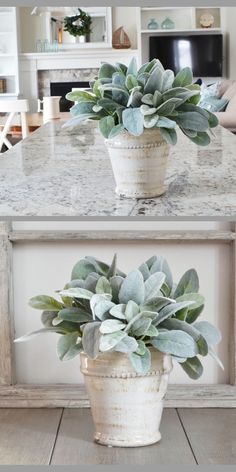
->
137, 6, 225, 66
0, 7, 19, 98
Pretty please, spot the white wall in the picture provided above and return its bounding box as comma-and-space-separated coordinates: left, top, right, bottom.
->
13, 220, 230, 386
19, 7, 48, 53
225, 7, 236, 79
112, 7, 137, 49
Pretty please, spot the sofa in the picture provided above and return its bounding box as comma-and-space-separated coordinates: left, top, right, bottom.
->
214, 80, 236, 133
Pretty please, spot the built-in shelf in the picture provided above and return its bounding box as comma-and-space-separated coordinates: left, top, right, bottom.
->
0, 54, 16, 57
141, 28, 222, 34
0, 7, 19, 97
138, 6, 224, 64
141, 7, 190, 11
0, 92, 18, 97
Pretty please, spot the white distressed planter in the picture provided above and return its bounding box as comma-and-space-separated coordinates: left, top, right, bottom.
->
80, 350, 173, 447
105, 129, 170, 199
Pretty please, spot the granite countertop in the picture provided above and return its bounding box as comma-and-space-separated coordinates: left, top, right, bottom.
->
0, 119, 236, 218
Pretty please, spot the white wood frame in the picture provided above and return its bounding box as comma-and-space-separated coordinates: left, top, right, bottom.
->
0, 7, 20, 98
0, 222, 236, 408
0, 99, 29, 150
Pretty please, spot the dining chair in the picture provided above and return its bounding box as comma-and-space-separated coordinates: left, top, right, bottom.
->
0, 99, 29, 152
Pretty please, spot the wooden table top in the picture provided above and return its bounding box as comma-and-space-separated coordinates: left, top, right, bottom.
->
0, 112, 71, 131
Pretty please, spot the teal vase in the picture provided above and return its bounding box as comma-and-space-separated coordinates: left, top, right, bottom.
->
147, 18, 159, 30
161, 17, 175, 30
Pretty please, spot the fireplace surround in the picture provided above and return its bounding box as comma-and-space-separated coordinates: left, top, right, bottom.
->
19, 49, 139, 111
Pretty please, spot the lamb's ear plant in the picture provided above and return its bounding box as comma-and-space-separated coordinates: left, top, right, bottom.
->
64, 57, 218, 146
15, 254, 223, 379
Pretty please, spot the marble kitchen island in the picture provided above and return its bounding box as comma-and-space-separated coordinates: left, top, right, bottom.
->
0, 119, 236, 218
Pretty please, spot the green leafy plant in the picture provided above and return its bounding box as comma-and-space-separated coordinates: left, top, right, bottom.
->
15, 254, 223, 378
64, 57, 218, 146
63, 8, 92, 37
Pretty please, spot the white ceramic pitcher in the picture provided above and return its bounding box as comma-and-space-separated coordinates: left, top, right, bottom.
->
37, 96, 61, 123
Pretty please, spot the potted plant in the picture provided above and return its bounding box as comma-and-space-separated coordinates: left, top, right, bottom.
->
64, 58, 219, 198
15, 254, 222, 447
63, 8, 92, 43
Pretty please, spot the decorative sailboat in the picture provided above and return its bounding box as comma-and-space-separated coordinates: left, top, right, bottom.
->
112, 26, 131, 49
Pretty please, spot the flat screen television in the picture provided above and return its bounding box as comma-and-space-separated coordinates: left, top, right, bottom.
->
149, 34, 223, 77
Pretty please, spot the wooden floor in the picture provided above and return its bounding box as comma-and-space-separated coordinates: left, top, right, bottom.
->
0, 408, 235, 465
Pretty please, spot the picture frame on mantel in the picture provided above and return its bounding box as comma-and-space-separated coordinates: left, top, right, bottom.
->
0, 222, 236, 408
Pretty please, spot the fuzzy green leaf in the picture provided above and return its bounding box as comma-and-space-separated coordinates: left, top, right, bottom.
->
144, 66, 163, 94
29, 295, 63, 311
162, 318, 208, 356
127, 57, 138, 76
160, 127, 177, 145
100, 319, 126, 334
108, 124, 125, 139
114, 335, 138, 353
96, 276, 112, 295
59, 288, 94, 300
57, 332, 81, 361
129, 347, 151, 374
176, 112, 209, 132
125, 300, 140, 322
141, 94, 154, 106
99, 63, 117, 79
41, 311, 58, 327
14, 327, 66, 343
144, 272, 166, 302
187, 131, 211, 146
122, 108, 144, 136
174, 269, 199, 298
57, 307, 92, 324
162, 69, 175, 92
71, 259, 100, 280
149, 256, 173, 291
194, 321, 222, 346
180, 356, 203, 379
173, 67, 193, 87
91, 295, 114, 321
82, 321, 101, 359
99, 331, 127, 351
152, 330, 198, 358
110, 303, 126, 319
131, 317, 152, 337
154, 301, 195, 326
70, 100, 96, 117
99, 116, 115, 139
119, 270, 145, 305
66, 90, 95, 102
157, 117, 176, 129
110, 276, 124, 304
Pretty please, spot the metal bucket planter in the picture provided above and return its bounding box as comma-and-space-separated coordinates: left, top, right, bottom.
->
105, 129, 170, 199
80, 350, 173, 447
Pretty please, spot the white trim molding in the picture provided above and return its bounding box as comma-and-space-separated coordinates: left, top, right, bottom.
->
0, 224, 236, 408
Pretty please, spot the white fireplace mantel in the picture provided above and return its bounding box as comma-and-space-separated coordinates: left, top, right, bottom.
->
19, 48, 139, 111
20, 48, 139, 71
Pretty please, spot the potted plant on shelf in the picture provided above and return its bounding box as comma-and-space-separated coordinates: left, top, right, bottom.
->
64, 57, 218, 199
63, 8, 92, 43
15, 254, 223, 447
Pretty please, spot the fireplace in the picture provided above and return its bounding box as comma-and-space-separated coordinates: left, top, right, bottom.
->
37, 68, 99, 112
50, 81, 90, 112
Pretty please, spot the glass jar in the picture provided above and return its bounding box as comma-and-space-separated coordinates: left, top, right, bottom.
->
161, 17, 175, 30
147, 18, 159, 30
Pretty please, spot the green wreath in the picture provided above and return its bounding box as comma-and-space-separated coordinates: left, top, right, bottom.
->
63, 8, 92, 37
